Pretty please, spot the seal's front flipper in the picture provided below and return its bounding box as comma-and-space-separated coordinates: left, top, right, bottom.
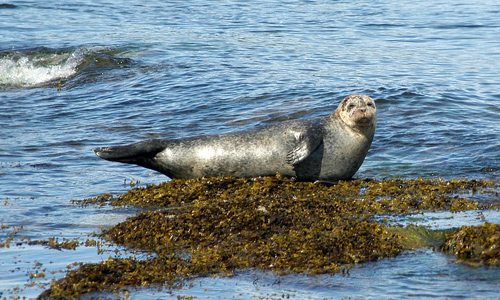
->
285, 129, 323, 165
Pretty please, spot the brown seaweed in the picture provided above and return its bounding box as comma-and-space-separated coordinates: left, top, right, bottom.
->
39, 175, 499, 299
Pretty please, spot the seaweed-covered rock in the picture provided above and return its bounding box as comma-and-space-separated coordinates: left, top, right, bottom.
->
41, 175, 498, 298
440, 222, 500, 265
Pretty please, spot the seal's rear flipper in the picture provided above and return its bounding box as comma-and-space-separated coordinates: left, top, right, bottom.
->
94, 139, 177, 177
93, 140, 168, 164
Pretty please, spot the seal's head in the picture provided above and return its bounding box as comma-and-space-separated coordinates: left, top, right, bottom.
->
335, 94, 377, 131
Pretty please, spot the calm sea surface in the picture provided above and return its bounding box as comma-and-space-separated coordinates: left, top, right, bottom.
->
1, 0, 500, 299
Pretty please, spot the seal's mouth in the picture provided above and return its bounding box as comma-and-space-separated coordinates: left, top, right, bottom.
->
356, 116, 373, 127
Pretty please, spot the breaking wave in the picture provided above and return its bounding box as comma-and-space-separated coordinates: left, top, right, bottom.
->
0, 47, 134, 88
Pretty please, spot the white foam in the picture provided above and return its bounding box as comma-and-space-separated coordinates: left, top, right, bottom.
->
0, 49, 82, 87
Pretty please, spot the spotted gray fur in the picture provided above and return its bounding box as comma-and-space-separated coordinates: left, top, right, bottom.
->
94, 94, 376, 181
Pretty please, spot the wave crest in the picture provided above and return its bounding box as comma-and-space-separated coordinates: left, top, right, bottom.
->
0, 47, 133, 88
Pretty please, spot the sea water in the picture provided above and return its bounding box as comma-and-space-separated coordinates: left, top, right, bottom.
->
1, 0, 499, 298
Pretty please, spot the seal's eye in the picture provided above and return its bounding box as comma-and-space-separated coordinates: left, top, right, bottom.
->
367, 102, 374, 107
348, 104, 356, 110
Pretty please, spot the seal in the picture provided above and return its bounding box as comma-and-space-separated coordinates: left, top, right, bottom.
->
94, 94, 376, 182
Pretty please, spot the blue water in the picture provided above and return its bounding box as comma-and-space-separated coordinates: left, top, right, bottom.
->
1, 0, 500, 298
